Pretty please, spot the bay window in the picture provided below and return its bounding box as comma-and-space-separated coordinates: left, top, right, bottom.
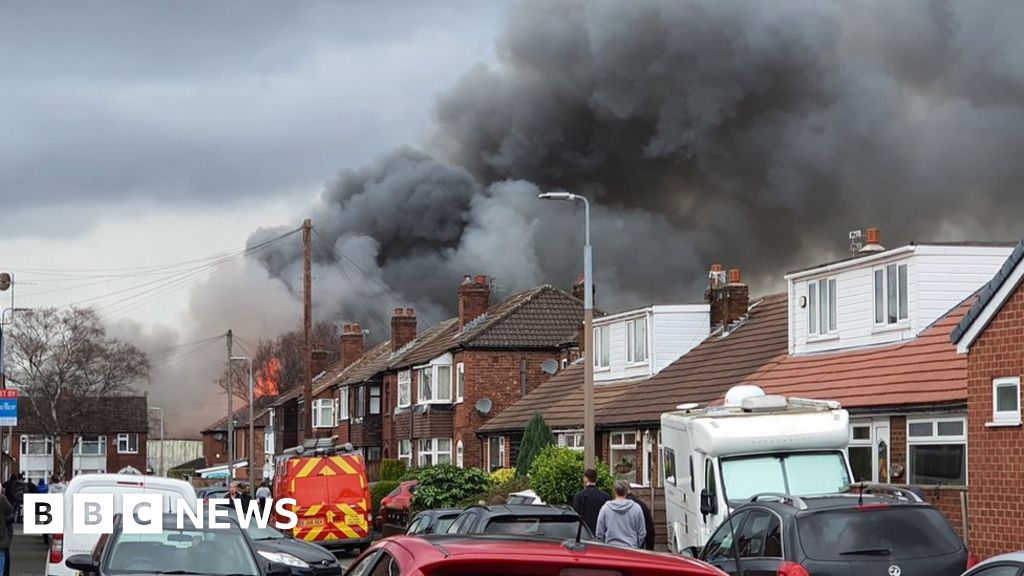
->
416, 363, 453, 404
20, 434, 53, 456
907, 416, 966, 485
418, 438, 451, 466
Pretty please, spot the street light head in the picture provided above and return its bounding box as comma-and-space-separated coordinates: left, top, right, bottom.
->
538, 192, 575, 201
229, 356, 250, 362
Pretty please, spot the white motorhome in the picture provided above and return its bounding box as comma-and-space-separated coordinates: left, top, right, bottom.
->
661, 386, 853, 554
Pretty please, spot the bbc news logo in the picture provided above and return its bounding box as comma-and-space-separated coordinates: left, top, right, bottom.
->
23, 494, 300, 534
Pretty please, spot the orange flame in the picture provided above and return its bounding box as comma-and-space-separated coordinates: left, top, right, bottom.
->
256, 357, 281, 398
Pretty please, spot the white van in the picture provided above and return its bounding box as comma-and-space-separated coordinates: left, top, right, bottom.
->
45, 473, 197, 576
661, 386, 853, 554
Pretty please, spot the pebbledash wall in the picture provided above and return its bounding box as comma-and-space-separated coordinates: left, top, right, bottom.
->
964, 286, 1024, 558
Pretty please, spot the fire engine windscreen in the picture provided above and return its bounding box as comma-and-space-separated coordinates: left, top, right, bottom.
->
720, 451, 851, 503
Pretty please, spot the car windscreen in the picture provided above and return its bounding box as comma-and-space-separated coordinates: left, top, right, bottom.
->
434, 517, 457, 534
797, 506, 963, 561
720, 451, 851, 502
106, 528, 260, 575
484, 516, 582, 539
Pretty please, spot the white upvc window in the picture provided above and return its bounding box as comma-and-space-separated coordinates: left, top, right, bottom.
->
311, 398, 335, 428
488, 436, 505, 472
398, 371, 412, 408
874, 263, 909, 325
75, 435, 106, 455
907, 416, 967, 486
264, 428, 274, 455
398, 439, 412, 466
116, 433, 138, 454
19, 434, 53, 456
338, 387, 350, 421
369, 385, 381, 415
626, 318, 648, 363
558, 432, 584, 451
594, 326, 610, 368
416, 363, 453, 404
808, 277, 838, 335
992, 376, 1021, 425
455, 363, 465, 403
456, 440, 464, 468
610, 431, 637, 479
417, 438, 452, 466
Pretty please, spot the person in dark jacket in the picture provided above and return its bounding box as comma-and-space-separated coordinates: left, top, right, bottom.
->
626, 490, 656, 550
572, 469, 609, 535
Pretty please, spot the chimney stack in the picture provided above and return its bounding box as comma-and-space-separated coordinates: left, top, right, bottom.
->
391, 308, 417, 352
340, 323, 365, 369
459, 275, 491, 329
705, 265, 749, 328
857, 227, 885, 255
311, 350, 331, 377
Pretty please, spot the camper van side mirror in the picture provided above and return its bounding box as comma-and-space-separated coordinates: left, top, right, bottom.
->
699, 489, 717, 516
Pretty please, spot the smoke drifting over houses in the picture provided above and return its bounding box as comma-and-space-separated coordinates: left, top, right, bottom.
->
246, 0, 1024, 330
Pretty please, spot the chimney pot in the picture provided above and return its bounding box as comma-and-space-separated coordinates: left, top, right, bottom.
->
352, 323, 360, 332
474, 275, 488, 285
405, 307, 415, 317
728, 269, 742, 284
393, 307, 403, 316
710, 264, 723, 272
462, 275, 473, 285
866, 227, 881, 245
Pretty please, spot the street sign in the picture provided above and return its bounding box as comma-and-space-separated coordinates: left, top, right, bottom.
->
0, 389, 18, 426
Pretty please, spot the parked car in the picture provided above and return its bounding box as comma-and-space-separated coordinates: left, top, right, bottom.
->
406, 509, 462, 536
379, 480, 418, 527
64, 513, 290, 576
506, 489, 545, 505
346, 534, 728, 575
197, 485, 230, 502
960, 552, 1024, 576
246, 524, 343, 576
446, 504, 594, 541
46, 473, 197, 576
689, 487, 975, 576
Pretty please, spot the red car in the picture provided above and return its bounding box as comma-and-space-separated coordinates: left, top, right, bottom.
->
346, 534, 727, 575
378, 480, 418, 529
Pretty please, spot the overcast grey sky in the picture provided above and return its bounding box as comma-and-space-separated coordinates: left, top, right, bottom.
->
0, 1, 502, 326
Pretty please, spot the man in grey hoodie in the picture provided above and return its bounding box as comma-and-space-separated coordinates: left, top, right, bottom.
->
595, 480, 646, 549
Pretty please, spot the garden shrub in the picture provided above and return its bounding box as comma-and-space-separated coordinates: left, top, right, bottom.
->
515, 412, 555, 475
379, 459, 407, 482
528, 445, 613, 505
412, 464, 490, 511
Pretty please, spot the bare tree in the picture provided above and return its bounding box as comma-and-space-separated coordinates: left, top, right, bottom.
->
219, 321, 341, 400
6, 307, 149, 478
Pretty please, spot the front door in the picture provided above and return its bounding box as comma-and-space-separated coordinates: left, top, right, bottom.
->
873, 421, 890, 483
849, 418, 891, 483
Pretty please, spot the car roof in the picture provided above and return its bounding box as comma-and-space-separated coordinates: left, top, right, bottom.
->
384, 535, 715, 570
465, 504, 577, 516
740, 493, 935, 515
416, 508, 463, 517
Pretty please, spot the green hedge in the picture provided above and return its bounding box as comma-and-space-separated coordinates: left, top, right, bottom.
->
529, 445, 613, 505
412, 464, 490, 512
370, 480, 400, 517
379, 459, 408, 482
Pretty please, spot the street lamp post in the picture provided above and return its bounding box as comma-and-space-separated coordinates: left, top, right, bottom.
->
148, 407, 164, 476
231, 356, 255, 486
538, 192, 595, 469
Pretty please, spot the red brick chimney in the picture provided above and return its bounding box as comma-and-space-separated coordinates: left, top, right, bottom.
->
311, 350, 331, 377
391, 308, 417, 352
340, 323, 365, 369
459, 275, 490, 329
705, 265, 749, 328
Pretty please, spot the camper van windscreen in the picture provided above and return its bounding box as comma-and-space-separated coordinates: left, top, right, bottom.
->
721, 451, 850, 502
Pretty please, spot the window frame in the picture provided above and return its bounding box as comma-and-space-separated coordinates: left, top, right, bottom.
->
116, 433, 138, 454
19, 434, 54, 456
807, 277, 837, 337
558, 432, 584, 451
874, 262, 910, 326
418, 437, 452, 467
594, 325, 610, 369
456, 440, 464, 468
848, 422, 874, 483
625, 317, 649, 364
369, 385, 381, 415
398, 439, 412, 467
992, 376, 1021, 425
455, 363, 465, 403
75, 435, 107, 456
338, 386, 350, 421
488, 436, 505, 472
416, 363, 454, 405
663, 447, 677, 487
311, 398, 335, 428
906, 415, 967, 486
397, 371, 411, 408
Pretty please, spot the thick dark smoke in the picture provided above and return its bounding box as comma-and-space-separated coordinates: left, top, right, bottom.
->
242, 0, 1024, 347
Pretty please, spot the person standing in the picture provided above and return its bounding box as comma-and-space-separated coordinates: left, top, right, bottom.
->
36, 477, 48, 494
0, 486, 12, 576
596, 480, 646, 549
572, 469, 609, 535
625, 489, 655, 550
255, 482, 272, 511
48, 475, 66, 495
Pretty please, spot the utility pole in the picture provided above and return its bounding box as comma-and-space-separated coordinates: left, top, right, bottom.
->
247, 360, 255, 485
302, 218, 313, 442
226, 329, 234, 480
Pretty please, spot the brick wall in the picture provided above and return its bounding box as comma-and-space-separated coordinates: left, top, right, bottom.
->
965, 285, 1024, 558
890, 415, 907, 483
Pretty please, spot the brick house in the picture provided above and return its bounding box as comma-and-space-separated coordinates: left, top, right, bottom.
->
950, 240, 1024, 558
481, 269, 788, 487
199, 395, 276, 480
12, 395, 149, 482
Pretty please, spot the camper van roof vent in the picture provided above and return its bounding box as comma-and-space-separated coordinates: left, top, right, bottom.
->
741, 394, 788, 412
724, 385, 765, 407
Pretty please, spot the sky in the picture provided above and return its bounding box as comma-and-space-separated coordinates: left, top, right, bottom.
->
0, 0, 503, 327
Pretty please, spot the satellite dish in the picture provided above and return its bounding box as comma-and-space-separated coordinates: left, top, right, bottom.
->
541, 359, 559, 375
475, 397, 493, 415
0, 273, 10, 291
